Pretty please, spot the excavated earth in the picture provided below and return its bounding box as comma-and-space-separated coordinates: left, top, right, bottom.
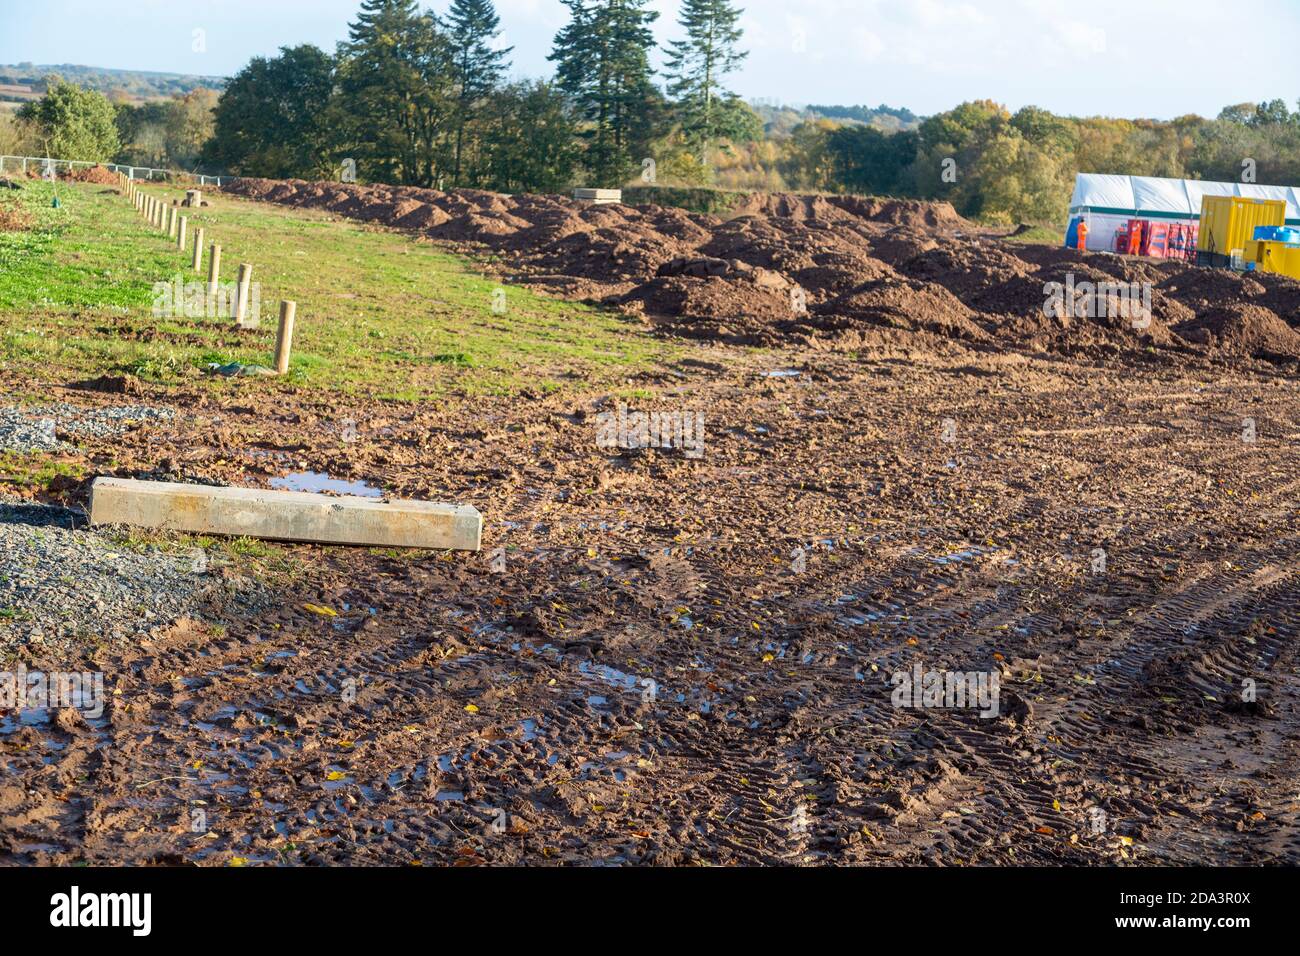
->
2, 183, 1299, 867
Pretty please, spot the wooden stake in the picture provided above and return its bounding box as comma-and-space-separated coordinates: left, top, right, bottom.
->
274, 301, 296, 375
177, 215, 187, 251
208, 244, 222, 296
192, 228, 204, 272
234, 263, 253, 327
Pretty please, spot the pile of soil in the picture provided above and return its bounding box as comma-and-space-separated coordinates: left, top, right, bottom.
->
620, 274, 796, 345
812, 277, 991, 342
1174, 304, 1300, 360
64, 164, 120, 185
222, 176, 1300, 365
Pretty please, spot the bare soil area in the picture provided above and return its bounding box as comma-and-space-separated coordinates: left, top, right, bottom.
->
2, 184, 1298, 866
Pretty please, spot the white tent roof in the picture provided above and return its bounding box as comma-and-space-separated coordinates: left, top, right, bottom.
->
1070, 173, 1300, 221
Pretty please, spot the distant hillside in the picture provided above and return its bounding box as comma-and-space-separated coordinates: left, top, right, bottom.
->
750, 100, 922, 137
806, 103, 919, 131
0, 63, 226, 104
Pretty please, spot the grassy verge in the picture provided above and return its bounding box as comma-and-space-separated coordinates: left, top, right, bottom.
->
0, 179, 677, 399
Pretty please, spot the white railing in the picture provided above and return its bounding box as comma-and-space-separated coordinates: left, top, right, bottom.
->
0, 155, 226, 187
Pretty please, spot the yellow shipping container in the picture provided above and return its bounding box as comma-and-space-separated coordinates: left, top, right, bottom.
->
1197, 195, 1286, 264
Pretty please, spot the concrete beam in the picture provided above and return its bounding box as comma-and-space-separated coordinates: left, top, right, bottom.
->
89, 477, 482, 551
574, 188, 622, 204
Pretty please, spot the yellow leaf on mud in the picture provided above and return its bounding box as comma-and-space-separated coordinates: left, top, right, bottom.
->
761, 653, 775, 662
229, 857, 249, 867
326, 771, 347, 781
302, 603, 337, 617
1052, 799, 1061, 812
465, 704, 480, 713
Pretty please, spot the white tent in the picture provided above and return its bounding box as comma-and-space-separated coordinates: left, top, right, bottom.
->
1067, 173, 1300, 251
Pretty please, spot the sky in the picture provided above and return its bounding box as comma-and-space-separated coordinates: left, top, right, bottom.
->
2, 0, 1299, 119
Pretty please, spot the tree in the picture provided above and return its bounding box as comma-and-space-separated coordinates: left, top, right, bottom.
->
779, 119, 838, 191
165, 88, 219, 168
1249, 98, 1294, 127
445, 0, 512, 186
550, 0, 660, 186
17, 78, 119, 161
203, 45, 336, 177
481, 80, 581, 193
663, 0, 748, 171
336, 0, 458, 187
826, 126, 918, 196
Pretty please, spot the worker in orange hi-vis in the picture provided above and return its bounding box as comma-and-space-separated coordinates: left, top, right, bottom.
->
1127, 220, 1143, 256
1076, 217, 1089, 251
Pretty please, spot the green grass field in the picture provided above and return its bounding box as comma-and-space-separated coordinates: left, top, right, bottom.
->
0, 179, 674, 399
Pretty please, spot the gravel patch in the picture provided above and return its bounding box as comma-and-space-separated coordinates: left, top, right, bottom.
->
0, 499, 267, 661
0, 403, 176, 454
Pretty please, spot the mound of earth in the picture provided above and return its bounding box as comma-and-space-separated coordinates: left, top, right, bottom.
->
222, 175, 1297, 366
828, 194, 974, 231
619, 275, 796, 345
1174, 304, 1300, 360
64, 164, 120, 185
867, 228, 941, 267
813, 277, 991, 342
900, 241, 1031, 301
1248, 272, 1300, 326
1157, 268, 1266, 311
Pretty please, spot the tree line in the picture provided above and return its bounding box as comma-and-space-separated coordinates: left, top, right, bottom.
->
201, 0, 756, 193
5, 0, 1300, 227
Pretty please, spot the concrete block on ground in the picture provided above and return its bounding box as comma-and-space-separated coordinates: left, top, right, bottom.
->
89, 477, 482, 551
574, 188, 622, 204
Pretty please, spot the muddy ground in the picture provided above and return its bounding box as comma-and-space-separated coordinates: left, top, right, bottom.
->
2, 185, 1299, 866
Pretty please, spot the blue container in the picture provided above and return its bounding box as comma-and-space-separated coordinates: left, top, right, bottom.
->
1253, 225, 1300, 244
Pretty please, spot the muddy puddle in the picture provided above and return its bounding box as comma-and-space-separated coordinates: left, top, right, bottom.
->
269, 471, 383, 497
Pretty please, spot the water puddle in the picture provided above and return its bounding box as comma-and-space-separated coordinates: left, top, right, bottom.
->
270, 471, 383, 498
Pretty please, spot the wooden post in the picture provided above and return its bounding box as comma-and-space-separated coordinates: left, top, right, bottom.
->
177, 216, 187, 251
208, 244, 222, 296
234, 263, 253, 327
192, 227, 204, 272
274, 301, 296, 375
169, 205, 179, 238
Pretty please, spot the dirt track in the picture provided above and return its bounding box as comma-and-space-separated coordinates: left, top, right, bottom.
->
2, 184, 1299, 866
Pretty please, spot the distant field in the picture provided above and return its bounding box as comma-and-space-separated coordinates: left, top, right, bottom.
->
0, 179, 673, 399
0, 83, 38, 101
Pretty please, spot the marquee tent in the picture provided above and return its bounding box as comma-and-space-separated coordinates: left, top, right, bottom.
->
1066, 173, 1300, 252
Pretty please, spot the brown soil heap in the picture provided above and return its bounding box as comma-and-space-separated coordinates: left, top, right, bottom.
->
223, 177, 1300, 366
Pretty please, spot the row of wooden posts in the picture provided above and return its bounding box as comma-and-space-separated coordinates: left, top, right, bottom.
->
117, 172, 296, 375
